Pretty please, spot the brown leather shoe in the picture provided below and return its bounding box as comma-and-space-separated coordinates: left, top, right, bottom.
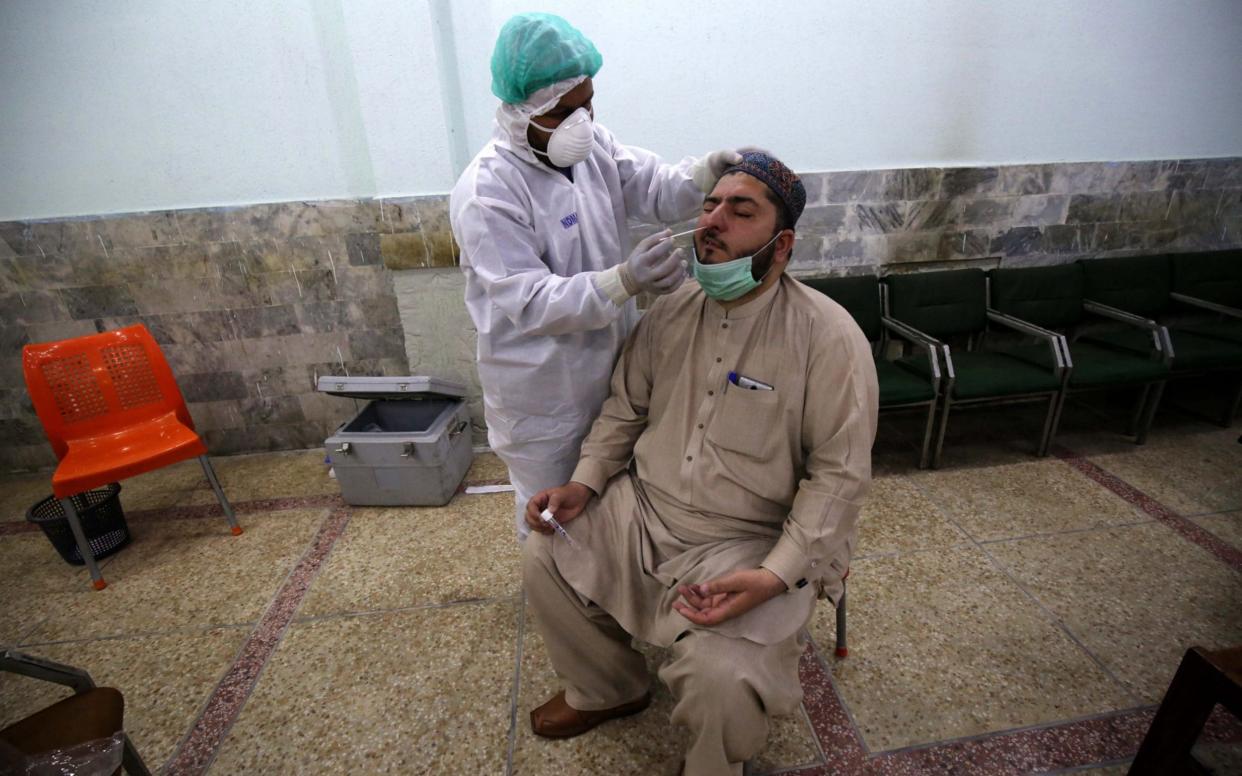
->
529, 690, 652, 738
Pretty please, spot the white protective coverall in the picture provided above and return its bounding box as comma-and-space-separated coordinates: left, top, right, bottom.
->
450, 78, 703, 538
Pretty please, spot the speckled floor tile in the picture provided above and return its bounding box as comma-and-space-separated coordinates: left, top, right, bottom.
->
1195, 740, 1242, 775
911, 459, 1146, 542
855, 476, 969, 556
0, 475, 55, 522
0, 627, 247, 771
299, 492, 520, 616
20, 508, 326, 642
0, 532, 116, 644
209, 601, 518, 775
0, 596, 49, 648
986, 521, 1242, 703
182, 449, 338, 505
465, 451, 510, 483
511, 611, 820, 775
1192, 511, 1242, 550
1084, 430, 1242, 516
809, 546, 1134, 752
0, 532, 100, 593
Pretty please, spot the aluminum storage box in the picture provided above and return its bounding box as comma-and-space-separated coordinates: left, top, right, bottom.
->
319, 376, 472, 506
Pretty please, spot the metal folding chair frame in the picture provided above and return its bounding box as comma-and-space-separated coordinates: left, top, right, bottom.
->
0, 650, 152, 775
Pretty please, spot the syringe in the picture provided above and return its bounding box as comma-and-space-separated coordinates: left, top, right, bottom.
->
540, 508, 581, 550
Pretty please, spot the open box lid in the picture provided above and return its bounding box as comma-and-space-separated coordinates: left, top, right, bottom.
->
316, 375, 467, 401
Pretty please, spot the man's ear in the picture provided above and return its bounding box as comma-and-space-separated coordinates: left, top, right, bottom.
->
775, 229, 796, 263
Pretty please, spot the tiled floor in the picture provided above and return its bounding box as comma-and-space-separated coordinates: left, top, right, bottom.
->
1, 396, 1239, 775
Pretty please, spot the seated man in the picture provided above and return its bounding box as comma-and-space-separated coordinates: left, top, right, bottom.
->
521, 152, 879, 776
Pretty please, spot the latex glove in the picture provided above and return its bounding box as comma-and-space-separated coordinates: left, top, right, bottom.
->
595, 230, 687, 304
622, 230, 685, 294
690, 149, 744, 194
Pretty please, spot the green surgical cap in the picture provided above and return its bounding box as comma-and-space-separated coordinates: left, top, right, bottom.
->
490, 13, 602, 104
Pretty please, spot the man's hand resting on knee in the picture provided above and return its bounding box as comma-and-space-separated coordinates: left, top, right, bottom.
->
672, 569, 789, 627
525, 482, 596, 535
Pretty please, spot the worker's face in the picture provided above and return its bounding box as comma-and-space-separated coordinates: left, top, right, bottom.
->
695, 173, 793, 272
527, 77, 595, 155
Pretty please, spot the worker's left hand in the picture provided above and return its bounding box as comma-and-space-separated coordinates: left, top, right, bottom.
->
690, 149, 744, 194
672, 568, 788, 627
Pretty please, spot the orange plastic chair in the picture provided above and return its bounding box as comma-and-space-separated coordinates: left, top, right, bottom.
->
22, 324, 241, 590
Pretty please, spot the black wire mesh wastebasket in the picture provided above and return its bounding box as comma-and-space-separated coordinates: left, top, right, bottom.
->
26, 483, 131, 566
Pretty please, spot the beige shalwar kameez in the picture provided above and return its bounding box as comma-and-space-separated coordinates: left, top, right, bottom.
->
522, 274, 878, 775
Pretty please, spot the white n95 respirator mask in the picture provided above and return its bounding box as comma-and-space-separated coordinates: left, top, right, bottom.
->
529, 107, 594, 168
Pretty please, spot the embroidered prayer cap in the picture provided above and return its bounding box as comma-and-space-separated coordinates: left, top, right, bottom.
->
723, 151, 806, 228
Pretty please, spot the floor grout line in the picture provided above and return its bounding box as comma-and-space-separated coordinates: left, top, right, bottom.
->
1039, 757, 1136, 775
863, 702, 1159, 758
503, 590, 527, 776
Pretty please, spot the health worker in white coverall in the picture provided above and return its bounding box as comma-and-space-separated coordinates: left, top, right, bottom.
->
450, 13, 741, 538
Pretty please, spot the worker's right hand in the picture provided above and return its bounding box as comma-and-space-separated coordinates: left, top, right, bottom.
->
525, 481, 595, 535
622, 230, 685, 296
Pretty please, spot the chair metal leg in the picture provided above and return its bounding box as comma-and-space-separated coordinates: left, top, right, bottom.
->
198, 456, 243, 536
917, 400, 936, 470
61, 497, 107, 591
834, 582, 848, 659
1037, 392, 1063, 457
932, 396, 952, 469
1135, 381, 1165, 445
121, 733, 152, 776
1128, 384, 1152, 437
1225, 376, 1242, 427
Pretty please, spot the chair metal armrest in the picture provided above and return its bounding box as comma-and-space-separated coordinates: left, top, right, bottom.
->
1170, 292, 1242, 319
881, 316, 943, 347
881, 317, 941, 384
939, 343, 956, 383
1082, 299, 1174, 364
986, 310, 1070, 377
1, 650, 96, 693
1083, 299, 1159, 329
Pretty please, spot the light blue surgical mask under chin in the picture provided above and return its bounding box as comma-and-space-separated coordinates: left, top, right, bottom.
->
692, 233, 780, 302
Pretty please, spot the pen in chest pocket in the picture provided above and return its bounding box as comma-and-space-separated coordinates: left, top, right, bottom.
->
727, 371, 774, 391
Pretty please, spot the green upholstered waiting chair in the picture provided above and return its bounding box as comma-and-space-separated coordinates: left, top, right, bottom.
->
989, 262, 1170, 444
1080, 253, 1242, 425
802, 275, 943, 469
1171, 249, 1242, 345
883, 268, 1069, 467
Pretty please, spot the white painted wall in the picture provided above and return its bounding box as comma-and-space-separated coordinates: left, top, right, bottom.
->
0, 0, 456, 218
3, 0, 1240, 220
